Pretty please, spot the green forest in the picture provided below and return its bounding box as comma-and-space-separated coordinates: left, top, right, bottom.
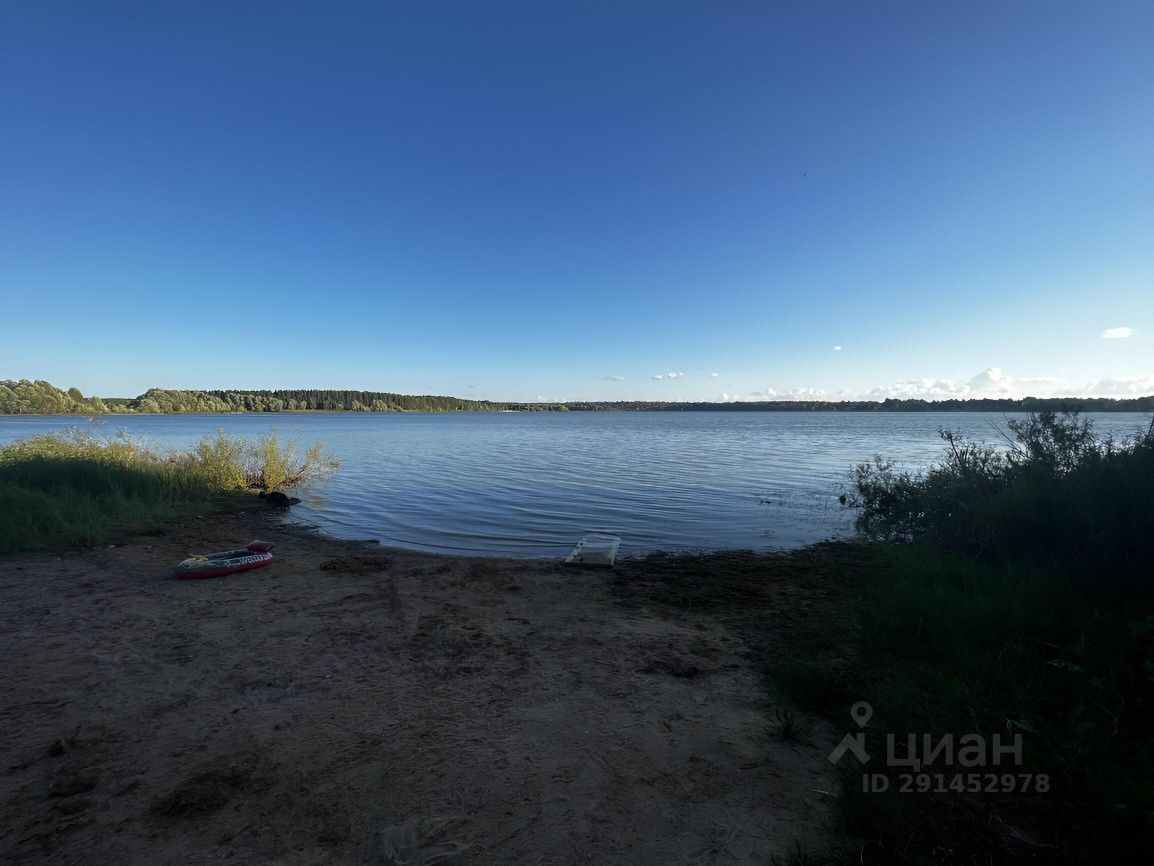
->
0, 380, 539, 414
2, 379, 1152, 415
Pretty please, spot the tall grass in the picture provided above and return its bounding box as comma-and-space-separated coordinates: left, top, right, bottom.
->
0, 430, 338, 554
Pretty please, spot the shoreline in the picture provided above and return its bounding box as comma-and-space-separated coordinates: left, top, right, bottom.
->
0, 508, 863, 863
4, 405, 1154, 417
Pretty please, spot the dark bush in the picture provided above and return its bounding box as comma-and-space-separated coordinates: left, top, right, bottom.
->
853, 411, 1154, 602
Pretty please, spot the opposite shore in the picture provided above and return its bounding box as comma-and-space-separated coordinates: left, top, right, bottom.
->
4, 379, 1153, 415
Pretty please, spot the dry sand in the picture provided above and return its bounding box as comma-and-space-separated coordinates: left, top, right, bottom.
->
0, 510, 861, 864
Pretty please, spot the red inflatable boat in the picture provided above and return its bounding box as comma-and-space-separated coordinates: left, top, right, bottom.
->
174, 541, 274, 580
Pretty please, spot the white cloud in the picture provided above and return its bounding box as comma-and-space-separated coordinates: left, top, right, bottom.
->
601, 374, 625, 382
725, 386, 829, 402
785, 387, 827, 399
864, 379, 965, 399
1086, 375, 1154, 395
650, 374, 665, 380
1102, 327, 1134, 339
864, 367, 1154, 400
652, 371, 685, 380
709, 372, 720, 378
967, 367, 1061, 395
716, 367, 1154, 403
862, 367, 1058, 399
833, 345, 842, 351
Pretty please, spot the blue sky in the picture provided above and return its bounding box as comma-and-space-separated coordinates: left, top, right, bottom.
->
2, 1, 1151, 401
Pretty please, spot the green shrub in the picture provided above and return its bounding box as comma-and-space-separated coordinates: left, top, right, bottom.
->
185, 430, 248, 489
179, 430, 338, 492
240, 433, 338, 491
853, 411, 1154, 603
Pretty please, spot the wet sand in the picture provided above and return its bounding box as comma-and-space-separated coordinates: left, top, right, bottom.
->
0, 509, 861, 864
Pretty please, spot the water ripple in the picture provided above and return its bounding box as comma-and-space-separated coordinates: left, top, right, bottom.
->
2, 411, 1149, 557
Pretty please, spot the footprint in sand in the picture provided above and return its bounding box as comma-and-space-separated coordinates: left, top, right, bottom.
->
374, 815, 474, 865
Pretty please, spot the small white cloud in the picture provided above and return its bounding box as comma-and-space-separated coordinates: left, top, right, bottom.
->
788, 387, 827, 399
652, 371, 685, 380
833, 345, 842, 351
727, 386, 828, 402
709, 372, 720, 378
650, 374, 665, 380
1086, 375, 1154, 395
1102, 327, 1134, 339
601, 374, 625, 382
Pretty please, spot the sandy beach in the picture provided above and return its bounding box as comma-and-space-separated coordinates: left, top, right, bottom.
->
0, 510, 863, 864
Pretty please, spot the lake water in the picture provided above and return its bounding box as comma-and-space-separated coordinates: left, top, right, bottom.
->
2, 412, 1149, 557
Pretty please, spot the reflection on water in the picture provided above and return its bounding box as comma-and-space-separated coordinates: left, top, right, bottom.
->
2, 411, 1149, 557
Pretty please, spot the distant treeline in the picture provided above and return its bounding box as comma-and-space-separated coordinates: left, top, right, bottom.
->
0, 380, 551, 414
563, 397, 1154, 412
2, 379, 1152, 415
